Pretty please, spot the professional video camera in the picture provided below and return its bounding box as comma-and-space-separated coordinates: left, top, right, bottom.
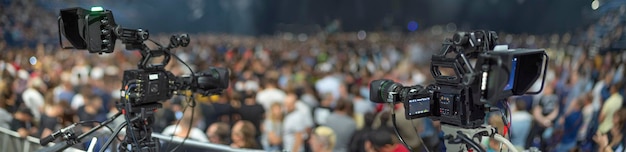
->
370, 31, 548, 152
39, 7, 230, 152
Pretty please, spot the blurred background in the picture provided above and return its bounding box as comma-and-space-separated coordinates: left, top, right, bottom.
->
1, 0, 626, 152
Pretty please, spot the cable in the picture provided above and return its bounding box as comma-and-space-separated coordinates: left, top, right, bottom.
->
170, 96, 196, 152
456, 131, 486, 152
409, 115, 431, 152
390, 103, 414, 152
148, 39, 163, 48
493, 133, 518, 152
164, 101, 190, 151
167, 50, 195, 78
162, 44, 197, 152
122, 94, 142, 151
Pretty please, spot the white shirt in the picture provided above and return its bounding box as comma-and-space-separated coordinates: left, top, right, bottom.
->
256, 88, 286, 110
283, 107, 313, 152
315, 75, 341, 102
22, 88, 44, 121
161, 125, 209, 142
71, 94, 85, 110
591, 81, 606, 111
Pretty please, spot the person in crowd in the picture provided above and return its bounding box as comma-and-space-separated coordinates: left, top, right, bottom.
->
213, 94, 235, 124
0, 81, 19, 114
38, 97, 64, 138
283, 92, 313, 152
10, 107, 35, 138
372, 103, 424, 151
237, 93, 265, 141
309, 126, 336, 152
526, 82, 559, 149
256, 77, 286, 110
325, 98, 357, 152
592, 70, 614, 111
364, 128, 410, 152
261, 102, 283, 151
22, 76, 45, 122
598, 83, 624, 134
71, 84, 94, 110
207, 122, 231, 145
594, 108, 626, 152
161, 106, 208, 142
484, 113, 511, 152
230, 120, 261, 149
315, 71, 341, 107
579, 93, 595, 141
510, 98, 532, 148
0, 81, 15, 128
313, 93, 333, 126
76, 95, 107, 133
349, 112, 377, 152
555, 96, 584, 152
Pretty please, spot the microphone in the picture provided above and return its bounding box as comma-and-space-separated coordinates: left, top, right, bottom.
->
40, 124, 76, 146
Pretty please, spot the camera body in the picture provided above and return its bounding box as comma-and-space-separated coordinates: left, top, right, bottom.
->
122, 69, 177, 105
370, 31, 548, 129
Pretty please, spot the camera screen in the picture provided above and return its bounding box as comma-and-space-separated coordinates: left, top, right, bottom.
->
407, 97, 431, 116
504, 57, 517, 90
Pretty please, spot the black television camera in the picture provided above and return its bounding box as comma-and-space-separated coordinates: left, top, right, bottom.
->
39, 7, 230, 152
370, 31, 548, 151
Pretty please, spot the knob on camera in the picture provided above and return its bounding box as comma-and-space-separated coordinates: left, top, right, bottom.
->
170, 34, 190, 47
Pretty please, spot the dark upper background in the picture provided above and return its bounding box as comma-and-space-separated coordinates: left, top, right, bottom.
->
37, 0, 620, 35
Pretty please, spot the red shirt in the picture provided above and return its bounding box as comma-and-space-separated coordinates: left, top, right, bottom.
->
393, 144, 410, 152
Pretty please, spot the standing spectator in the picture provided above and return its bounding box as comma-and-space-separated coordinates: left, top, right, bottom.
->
10, 107, 35, 138
579, 93, 595, 141
555, 97, 584, 152
308, 126, 336, 152
592, 71, 614, 111
593, 108, 626, 152
349, 112, 377, 152
22, 77, 45, 122
206, 122, 231, 145
231, 120, 261, 149
161, 106, 208, 142
261, 102, 283, 151
0, 81, 15, 128
76, 95, 107, 132
256, 77, 286, 110
527, 82, 559, 149
372, 103, 424, 151
598, 83, 623, 134
485, 114, 509, 152
314, 72, 341, 107
71, 85, 94, 110
510, 98, 532, 148
38, 100, 63, 138
313, 93, 333, 126
364, 128, 410, 152
283, 92, 312, 152
325, 99, 357, 152
237, 94, 265, 141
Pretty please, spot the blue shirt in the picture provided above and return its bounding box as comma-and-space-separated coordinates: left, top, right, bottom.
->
561, 111, 583, 144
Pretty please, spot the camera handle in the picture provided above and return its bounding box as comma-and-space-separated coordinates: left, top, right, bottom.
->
442, 124, 518, 152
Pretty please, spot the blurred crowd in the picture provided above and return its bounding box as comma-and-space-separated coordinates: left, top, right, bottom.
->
2, 0, 626, 152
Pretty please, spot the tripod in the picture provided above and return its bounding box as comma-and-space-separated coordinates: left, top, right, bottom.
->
104, 102, 162, 152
